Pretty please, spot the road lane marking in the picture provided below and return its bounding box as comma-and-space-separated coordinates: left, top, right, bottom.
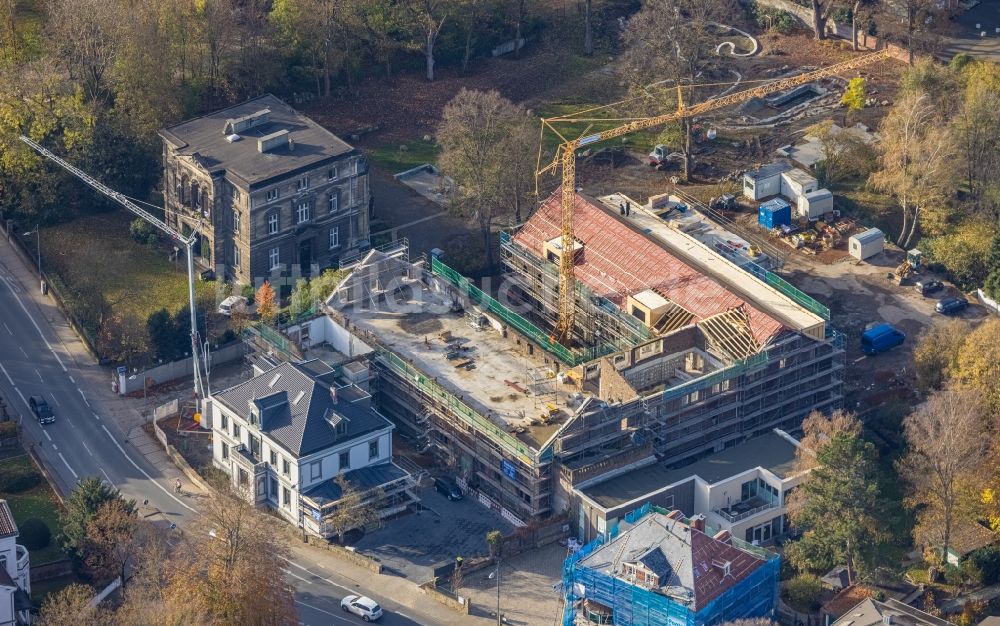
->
293, 600, 354, 624
100, 468, 114, 485
0, 362, 13, 385
50, 396, 60, 407
14, 388, 27, 408
286, 570, 312, 584
2, 322, 10, 335
35, 369, 42, 382
43, 430, 51, 442
81, 440, 93, 457
18, 346, 26, 357
281, 557, 353, 593
92, 412, 101, 421
58, 453, 79, 479
77, 388, 90, 407
98, 424, 196, 513
51, 444, 57, 450
0, 272, 67, 371
69, 375, 75, 384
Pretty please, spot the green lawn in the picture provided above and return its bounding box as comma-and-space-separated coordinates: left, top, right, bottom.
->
535, 101, 660, 155
37, 208, 213, 329
367, 139, 441, 175
0, 456, 67, 565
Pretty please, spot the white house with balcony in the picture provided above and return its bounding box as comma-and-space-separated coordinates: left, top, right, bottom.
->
571, 429, 809, 545
210, 359, 417, 539
0, 500, 30, 626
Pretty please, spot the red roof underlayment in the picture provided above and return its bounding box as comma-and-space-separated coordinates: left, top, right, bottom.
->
513, 192, 784, 345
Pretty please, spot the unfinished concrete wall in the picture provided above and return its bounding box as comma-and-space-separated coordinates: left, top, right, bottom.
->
598, 357, 639, 403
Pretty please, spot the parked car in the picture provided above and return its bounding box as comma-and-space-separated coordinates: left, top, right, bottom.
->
217, 295, 248, 316
860, 323, 905, 356
434, 476, 463, 501
28, 395, 55, 424
340, 595, 383, 622
915, 280, 943, 296
936, 296, 968, 315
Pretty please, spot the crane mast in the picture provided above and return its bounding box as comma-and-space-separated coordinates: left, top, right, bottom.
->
539, 49, 892, 344
19, 135, 207, 416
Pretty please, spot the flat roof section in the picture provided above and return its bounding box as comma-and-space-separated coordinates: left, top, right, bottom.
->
342, 284, 575, 451
581, 431, 801, 510
159, 94, 354, 186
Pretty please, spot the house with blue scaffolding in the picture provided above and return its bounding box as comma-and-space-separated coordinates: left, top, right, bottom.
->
563, 505, 779, 626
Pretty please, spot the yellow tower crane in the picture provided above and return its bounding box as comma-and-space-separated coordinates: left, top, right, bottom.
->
537, 49, 892, 344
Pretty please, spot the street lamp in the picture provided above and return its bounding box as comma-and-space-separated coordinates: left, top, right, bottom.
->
23, 226, 42, 293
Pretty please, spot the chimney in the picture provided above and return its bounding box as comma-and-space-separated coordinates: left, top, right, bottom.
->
713, 529, 731, 543
258, 129, 290, 153
882, 615, 894, 626
666, 510, 685, 521
690, 514, 706, 533
288, 138, 295, 151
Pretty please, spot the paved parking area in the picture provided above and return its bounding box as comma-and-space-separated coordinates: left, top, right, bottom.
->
352, 486, 512, 581
463, 542, 566, 626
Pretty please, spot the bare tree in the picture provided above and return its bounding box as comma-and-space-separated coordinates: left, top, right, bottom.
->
954, 61, 1000, 216
83, 499, 146, 592
36, 584, 109, 626
459, 0, 481, 73
872, 91, 958, 249
408, 0, 452, 82
899, 387, 989, 558
324, 473, 382, 544
45, 0, 125, 103
808, 0, 839, 40
437, 88, 535, 268
878, 0, 940, 65
899, 386, 989, 564
792, 409, 863, 474
619, 0, 736, 181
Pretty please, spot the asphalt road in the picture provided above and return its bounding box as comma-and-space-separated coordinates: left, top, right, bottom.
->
0, 258, 435, 625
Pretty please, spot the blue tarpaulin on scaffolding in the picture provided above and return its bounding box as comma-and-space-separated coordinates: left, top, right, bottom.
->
562, 504, 780, 626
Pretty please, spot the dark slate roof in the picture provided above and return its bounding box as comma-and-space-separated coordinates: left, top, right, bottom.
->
578, 512, 769, 611
636, 547, 672, 582
159, 94, 354, 187
213, 360, 391, 457
0, 566, 14, 588
0, 500, 16, 539
302, 462, 409, 506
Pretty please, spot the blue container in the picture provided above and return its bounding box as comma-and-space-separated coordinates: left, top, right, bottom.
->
758, 199, 791, 229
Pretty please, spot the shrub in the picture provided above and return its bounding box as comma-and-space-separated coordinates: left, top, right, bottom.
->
18, 518, 50, 550
128, 219, 158, 245
0, 421, 17, 438
0, 464, 40, 493
783, 574, 824, 612
968, 545, 1000, 585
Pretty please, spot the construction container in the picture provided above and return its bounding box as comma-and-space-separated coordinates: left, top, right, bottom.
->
849, 228, 884, 261
743, 162, 792, 200
758, 199, 792, 229
779, 168, 818, 201
797, 188, 833, 219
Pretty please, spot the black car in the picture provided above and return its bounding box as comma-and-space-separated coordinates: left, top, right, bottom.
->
434, 477, 463, 501
915, 280, 943, 296
935, 296, 968, 315
29, 395, 55, 424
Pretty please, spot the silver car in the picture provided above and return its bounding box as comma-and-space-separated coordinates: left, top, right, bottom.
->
340, 595, 383, 622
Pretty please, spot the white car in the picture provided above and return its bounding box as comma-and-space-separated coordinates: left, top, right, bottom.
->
340, 595, 383, 622
217, 295, 248, 316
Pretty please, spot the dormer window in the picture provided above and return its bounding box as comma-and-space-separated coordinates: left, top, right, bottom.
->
249, 406, 260, 427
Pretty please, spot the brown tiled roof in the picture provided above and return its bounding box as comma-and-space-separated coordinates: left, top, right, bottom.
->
0, 500, 16, 539
822, 585, 874, 619
513, 192, 784, 344
948, 520, 997, 557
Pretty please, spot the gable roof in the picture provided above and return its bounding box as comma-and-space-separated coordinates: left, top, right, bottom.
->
512, 192, 784, 345
159, 94, 355, 186
947, 520, 997, 557
0, 500, 16, 539
830, 598, 950, 626
577, 512, 767, 611
213, 360, 391, 457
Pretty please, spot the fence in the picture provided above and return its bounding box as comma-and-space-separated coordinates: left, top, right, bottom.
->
742, 261, 831, 320
117, 341, 247, 395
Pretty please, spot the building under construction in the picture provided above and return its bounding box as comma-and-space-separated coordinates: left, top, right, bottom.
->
312, 190, 844, 526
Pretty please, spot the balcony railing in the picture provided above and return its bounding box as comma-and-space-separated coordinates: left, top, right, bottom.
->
715, 498, 777, 523
16, 544, 28, 571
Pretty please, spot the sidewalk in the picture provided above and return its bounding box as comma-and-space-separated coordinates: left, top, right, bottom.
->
0, 233, 207, 499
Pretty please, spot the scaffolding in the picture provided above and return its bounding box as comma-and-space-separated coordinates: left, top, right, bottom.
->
563, 506, 780, 626
499, 232, 652, 354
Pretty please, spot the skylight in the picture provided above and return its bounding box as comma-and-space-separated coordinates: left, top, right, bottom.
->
292, 390, 305, 405
269, 373, 281, 388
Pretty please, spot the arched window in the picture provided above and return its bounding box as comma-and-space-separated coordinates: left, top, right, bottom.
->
192, 182, 201, 208
201, 190, 209, 215
179, 175, 189, 205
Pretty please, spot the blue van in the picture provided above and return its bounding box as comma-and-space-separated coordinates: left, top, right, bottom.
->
861, 323, 905, 355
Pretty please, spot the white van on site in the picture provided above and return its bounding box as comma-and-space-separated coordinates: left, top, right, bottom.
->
218, 295, 248, 316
